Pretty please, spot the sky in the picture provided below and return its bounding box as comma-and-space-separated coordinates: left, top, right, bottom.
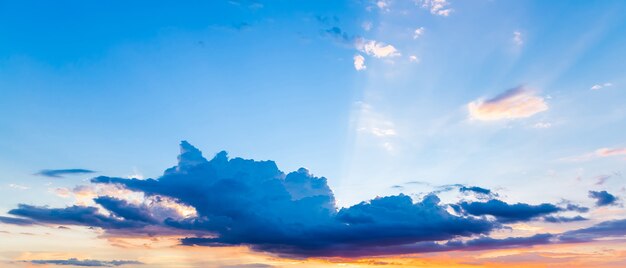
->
1, 0, 626, 267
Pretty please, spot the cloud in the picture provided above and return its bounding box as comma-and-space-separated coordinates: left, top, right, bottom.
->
513, 31, 523, 46
542, 215, 587, 223
564, 203, 589, 213
456, 199, 562, 223
459, 186, 493, 196
4, 142, 621, 257
221, 264, 274, 268
376, 0, 390, 11
533, 122, 551, 128
323, 26, 352, 44
8, 204, 146, 230
24, 258, 142, 267
355, 39, 400, 58
596, 147, 626, 157
6, 142, 502, 257
562, 147, 626, 162
0, 216, 37, 225
355, 102, 397, 139
8, 183, 29, 190
413, 27, 425, 39
417, 0, 453, 16
353, 54, 366, 71
94, 196, 158, 224
588, 191, 618, 206
559, 218, 626, 242
409, 55, 419, 63
467, 86, 549, 121
590, 82, 613, 90
36, 169, 95, 178
594, 174, 610, 185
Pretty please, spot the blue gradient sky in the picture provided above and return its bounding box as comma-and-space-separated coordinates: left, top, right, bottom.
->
1, 1, 626, 266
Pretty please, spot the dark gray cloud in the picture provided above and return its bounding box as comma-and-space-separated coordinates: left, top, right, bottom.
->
588, 190, 618, 206
36, 168, 95, 178
25, 258, 141, 267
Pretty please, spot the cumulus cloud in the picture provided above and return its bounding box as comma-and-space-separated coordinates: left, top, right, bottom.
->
413, 27, 425, 39
409, 55, 419, 63
36, 168, 95, 178
468, 86, 549, 121
417, 0, 453, 16
25, 258, 142, 267
3, 142, 620, 257
353, 54, 366, 71
590, 82, 613, 90
588, 190, 618, 207
355, 38, 400, 58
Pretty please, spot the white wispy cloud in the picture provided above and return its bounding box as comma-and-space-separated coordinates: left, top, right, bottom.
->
513, 31, 523, 46
9, 184, 29, 190
596, 147, 626, 157
409, 55, 420, 63
414, 27, 425, 39
355, 39, 401, 58
417, 0, 453, 16
353, 54, 367, 71
533, 122, 552, 129
590, 82, 613, 90
468, 87, 548, 121
354, 102, 398, 151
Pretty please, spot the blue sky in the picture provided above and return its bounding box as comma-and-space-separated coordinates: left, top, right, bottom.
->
1, 1, 626, 267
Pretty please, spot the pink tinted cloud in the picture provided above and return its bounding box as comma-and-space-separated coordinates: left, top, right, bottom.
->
468, 87, 548, 121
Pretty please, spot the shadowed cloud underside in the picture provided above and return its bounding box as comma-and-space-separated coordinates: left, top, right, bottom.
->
3, 142, 625, 257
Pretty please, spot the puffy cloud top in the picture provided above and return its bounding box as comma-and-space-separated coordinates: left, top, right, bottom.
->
1, 142, 620, 257
589, 190, 618, 207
